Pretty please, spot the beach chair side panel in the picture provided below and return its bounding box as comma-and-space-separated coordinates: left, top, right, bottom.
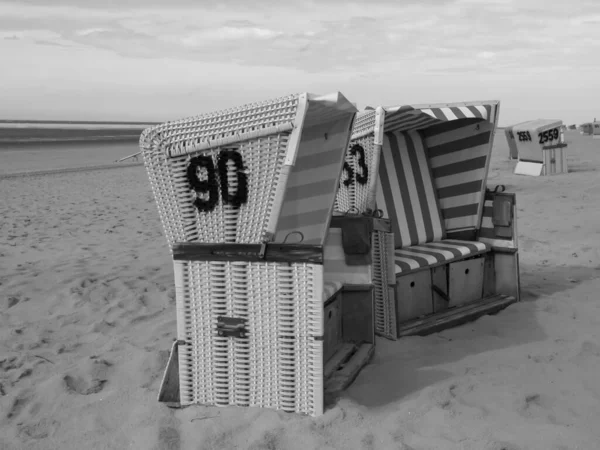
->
274, 117, 354, 245
478, 189, 521, 302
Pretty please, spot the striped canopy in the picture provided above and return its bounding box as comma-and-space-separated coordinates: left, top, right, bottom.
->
382, 101, 499, 134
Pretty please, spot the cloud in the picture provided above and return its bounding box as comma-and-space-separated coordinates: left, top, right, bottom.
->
0, 0, 599, 124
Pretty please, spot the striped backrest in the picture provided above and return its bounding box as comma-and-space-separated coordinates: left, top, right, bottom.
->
421, 119, 494, 234
375, 130, 444, 248
274, 100, 356, 245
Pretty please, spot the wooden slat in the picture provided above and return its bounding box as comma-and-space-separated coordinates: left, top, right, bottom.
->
325, 343, 375, 395
157, 341, 182, 408
397, 294, 516, 337
324, 343, 356, 380
172, 242, 323, 264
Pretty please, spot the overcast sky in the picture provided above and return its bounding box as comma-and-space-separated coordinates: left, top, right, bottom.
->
0, 0, 598, 126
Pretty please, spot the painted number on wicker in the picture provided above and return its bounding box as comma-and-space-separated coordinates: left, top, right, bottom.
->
186, 149, 249, 213
538, 128, 559, 144
342, 144, 369, 187
516, 131, 532, 142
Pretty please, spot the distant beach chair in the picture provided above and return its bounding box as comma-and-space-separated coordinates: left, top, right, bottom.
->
593, 121, 600, 140
580, 123, 593, 135
141, 92, 384, 416
512, 119, 568, 176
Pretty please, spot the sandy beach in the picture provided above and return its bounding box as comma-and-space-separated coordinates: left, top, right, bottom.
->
1, 131, 600, 450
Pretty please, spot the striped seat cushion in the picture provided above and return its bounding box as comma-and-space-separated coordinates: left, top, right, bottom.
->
394, 239, 489, 274
376, 130, 444, 248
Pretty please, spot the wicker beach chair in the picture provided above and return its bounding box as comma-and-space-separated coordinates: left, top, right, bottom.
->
340, 102, 521, 340
142, 92, 381, 416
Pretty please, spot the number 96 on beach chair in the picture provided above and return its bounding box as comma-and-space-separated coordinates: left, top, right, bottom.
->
344, 102, 521, 340
141, 92, 386, 417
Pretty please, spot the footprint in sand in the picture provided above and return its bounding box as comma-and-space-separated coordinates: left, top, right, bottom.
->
62, 357, 112, 395
18, 418, 59, 440
139, 350, 170, 389
516, 393, 569, 426
154, 415, 181, 450
569, 340, 600, 366
246, 429, 282, 450
156, 426, 181, 450
484, 441, 522, 450
5, 296, 20, 309
6, 388, 34, 420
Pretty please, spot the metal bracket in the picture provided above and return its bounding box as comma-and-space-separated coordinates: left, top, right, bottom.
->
216, 316, 248, 338
258, 242, 267, 259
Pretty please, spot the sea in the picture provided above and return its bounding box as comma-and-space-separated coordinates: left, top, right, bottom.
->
0, 120, 159, 177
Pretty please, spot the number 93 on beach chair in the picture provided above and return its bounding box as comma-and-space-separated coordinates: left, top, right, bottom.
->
140, 92, 388, 417
337, 101, 521, 340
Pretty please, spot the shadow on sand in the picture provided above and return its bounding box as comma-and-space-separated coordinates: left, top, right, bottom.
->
338, 262, 599, 410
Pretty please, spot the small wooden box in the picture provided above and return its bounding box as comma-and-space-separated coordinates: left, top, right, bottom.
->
324, 292, 343, 363
395, 270, 433, 324
448, 257, 485, 307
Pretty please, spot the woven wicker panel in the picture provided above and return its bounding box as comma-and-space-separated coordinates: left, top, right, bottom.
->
146, 95, 299, 158
141, 95, 300, 249
335, 133, 378, 214
174, 259, 325, 416
335, 110, 378, 214
351, 109, 378, 141
372, 230, 397, 339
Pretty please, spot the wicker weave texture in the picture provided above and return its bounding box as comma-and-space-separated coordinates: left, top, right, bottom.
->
372, 230, 397, 339
141, 97, 298, 248
174, 260, 325, 416
351, 109, 377, 140
335, 133, 378, 214
141, 94, 299, 158
148, 136, 289, 247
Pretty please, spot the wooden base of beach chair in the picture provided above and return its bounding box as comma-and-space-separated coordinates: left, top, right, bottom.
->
157, 340, 182, 409
323, 284, 375, 397
396, 294, 516, 338
324, 342, 374, 397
